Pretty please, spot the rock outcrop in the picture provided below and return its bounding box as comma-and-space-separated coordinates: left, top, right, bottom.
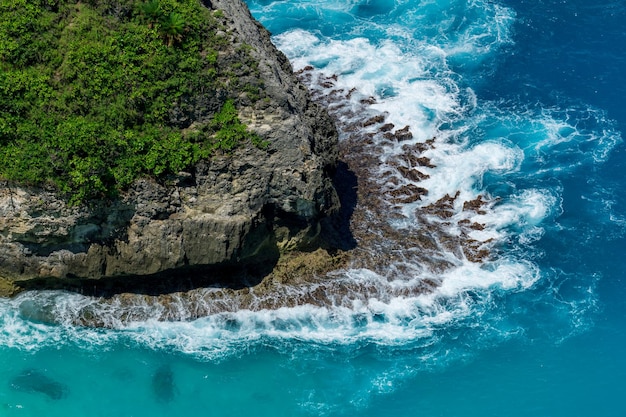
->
0, 0, 339, 293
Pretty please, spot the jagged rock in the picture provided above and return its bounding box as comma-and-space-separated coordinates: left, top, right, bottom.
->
394, 125, 413, 141
0, 0, 339, 293
363, 115, 385, 127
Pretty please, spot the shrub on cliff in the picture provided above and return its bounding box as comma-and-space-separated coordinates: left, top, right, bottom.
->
0, 0, 265, 205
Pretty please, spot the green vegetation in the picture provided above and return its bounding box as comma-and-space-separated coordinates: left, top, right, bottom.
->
0, 0, 266, 205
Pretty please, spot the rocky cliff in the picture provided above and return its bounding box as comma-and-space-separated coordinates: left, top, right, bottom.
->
0, 0, 339, 295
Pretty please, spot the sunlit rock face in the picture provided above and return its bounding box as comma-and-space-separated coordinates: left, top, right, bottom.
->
0, 0, 339, 292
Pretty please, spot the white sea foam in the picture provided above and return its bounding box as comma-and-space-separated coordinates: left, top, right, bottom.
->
0, 0, 613, 365
274, 20, 567, 272
0, 254, 542, 361
414, 141, 523, 207
473, 101, 623, 176
275, 30, 463, 135
263, 0, 608, 350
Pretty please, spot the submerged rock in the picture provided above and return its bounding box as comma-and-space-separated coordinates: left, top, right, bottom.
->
152, 365, 176, 402
9, 369, 69, 400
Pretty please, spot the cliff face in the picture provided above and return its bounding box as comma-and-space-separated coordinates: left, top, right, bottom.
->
0, 0, 339, 290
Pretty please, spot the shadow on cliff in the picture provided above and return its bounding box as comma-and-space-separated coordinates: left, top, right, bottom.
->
320, 161, 358, 251
15, 162, 358, 298
17, 256, 280, 297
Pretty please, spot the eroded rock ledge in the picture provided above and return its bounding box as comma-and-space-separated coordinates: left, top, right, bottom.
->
0, 0, 339, 295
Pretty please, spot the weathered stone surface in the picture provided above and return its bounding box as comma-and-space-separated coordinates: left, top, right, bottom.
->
0, 0, 339, 291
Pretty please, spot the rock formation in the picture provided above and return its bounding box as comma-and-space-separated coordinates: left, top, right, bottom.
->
0, 0, 339, 294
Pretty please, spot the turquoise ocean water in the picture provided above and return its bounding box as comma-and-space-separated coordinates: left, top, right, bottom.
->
2, 0, 626, 415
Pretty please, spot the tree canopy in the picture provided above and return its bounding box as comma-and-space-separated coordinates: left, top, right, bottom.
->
0, 0, 264, 205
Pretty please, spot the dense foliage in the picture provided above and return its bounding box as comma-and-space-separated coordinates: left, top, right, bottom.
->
0, 0, 264, 205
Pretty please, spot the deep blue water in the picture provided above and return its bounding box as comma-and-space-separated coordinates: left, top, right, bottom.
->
1, 0, 625, 415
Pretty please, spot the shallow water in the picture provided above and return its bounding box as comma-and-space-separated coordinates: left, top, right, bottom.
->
1, 0, 626, 415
